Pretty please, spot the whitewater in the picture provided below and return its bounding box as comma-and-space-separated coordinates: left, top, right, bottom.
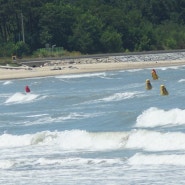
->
1, 58, 185, 184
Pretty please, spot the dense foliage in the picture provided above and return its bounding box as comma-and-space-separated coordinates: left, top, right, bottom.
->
1, 0, 185, 57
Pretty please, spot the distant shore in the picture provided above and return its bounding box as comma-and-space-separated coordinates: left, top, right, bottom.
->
1, 56, 185, 80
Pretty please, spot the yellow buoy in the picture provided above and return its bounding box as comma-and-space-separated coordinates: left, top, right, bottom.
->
145, 79, 152, 90
160, 85, 169, 95
151, 69, 158, 80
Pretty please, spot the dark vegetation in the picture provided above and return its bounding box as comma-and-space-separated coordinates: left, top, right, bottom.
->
1, 0, 185, 58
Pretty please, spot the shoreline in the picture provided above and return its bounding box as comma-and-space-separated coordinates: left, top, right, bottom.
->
1, 58, 185, 80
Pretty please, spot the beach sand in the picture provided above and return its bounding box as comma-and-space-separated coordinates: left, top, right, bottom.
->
1, 57, 185, 80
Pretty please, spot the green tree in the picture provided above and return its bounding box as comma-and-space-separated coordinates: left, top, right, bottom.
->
0, 42, 15, 57
14, 41, 30, 57
39, 3, 78, 49
69, 12, 104, 53
2, 0, 185, 56
100, 28, 123, 52
155, 22, 185, 50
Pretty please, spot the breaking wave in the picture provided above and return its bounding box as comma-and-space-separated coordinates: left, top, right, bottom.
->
1, 129, 185, 152
135, 107, 185, 128
5, 92, 46, 104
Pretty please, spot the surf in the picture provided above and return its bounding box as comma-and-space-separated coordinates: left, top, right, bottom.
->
135, 107, 185, 128
4, 92, 43, 104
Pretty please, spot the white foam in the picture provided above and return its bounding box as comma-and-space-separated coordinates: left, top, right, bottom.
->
160, 66, 180, 70
135, 107, 185, 128
129, 153, 185, 166
178, 79, 185, 83
99, 91, 144, 102
0, 130, 128, 151
2, 129, 185, 152
57, 130, 128, 150
0, 160, 15, 169
36, 157, 122, 166
126, 129, 185, 151
0, 133, 32, 147
56, 72, 106, 79
127, 69, 143, 72
0, 157, 123, 170
23, 112, 99, 126
5, 92, 40, 104
26, 114, 49, 118
3, 81, 13, 85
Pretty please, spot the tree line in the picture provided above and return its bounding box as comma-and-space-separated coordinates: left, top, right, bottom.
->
1, 0, 185, 57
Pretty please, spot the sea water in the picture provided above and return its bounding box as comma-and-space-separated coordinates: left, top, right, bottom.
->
1, 61, 185, 184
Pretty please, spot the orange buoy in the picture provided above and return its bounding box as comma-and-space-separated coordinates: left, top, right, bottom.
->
25, 85, 31, 93
160, 85, 169, 95
145, 79, 152, 90
151, 69, 158, 80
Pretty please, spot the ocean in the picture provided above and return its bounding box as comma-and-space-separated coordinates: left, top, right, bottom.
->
1, 56, 185, 184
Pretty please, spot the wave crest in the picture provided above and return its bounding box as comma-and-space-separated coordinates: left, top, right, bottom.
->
135, 107, 185, 128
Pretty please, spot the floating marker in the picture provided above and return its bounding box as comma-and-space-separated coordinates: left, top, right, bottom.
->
151, 69, 158, 80
145, 79, 152, 90
160, 85, 169, 95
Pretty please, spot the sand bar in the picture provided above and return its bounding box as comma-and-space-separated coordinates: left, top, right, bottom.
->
1, 58, 185, 80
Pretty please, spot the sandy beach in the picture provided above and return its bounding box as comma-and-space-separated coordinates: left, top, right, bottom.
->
1, 57, 185, 80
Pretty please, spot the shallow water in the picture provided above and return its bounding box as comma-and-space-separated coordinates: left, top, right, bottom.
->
1, 61, 185, 184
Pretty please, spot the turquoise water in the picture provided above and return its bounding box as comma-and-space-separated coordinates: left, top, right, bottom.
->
1, 63, 185, 184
